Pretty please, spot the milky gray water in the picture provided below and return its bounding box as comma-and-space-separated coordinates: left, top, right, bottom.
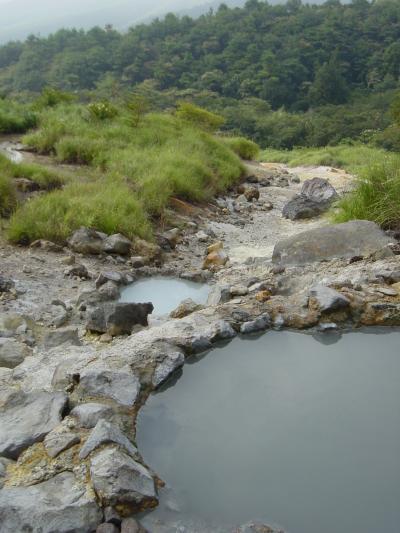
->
137, 329, 400, 533
119, 277, 210, 315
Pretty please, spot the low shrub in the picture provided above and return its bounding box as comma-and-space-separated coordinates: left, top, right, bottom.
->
0, 153, 65, 190
176, 102, 225, 132
222, 136, 260, 159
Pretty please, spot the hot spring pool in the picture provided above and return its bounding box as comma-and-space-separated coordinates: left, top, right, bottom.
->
137, 329, 400, 533
119, 277, 210, 315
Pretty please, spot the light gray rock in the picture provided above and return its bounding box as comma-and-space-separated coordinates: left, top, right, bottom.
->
64, 263, 91, 279
98, 281, 121, 301
0, 390, 68, 459
80, 419, 137, 459
71, 403, 114, 429
86, 302, 154, 336
170, 299, 202, 319
44, 427, 80, 458
0, 472, 102, 532
78, 368, 140, 407
309, 285, 350, 312
272, 221, 392, 266
152, 351, 185, 388
282, 195, 329, 220
43, 327, 81, 349
121, 517, 146, 533
102, 234, 132, 256
68, 227, 105, 255
210, 320, 237, 341
95, 271, 125, 288
240, 314, 271, 334
207, 284, 231, 306
90, 447, 157, 508
0, 338, 31, 368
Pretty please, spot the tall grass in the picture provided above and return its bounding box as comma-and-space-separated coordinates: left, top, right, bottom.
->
334, 155, 400, 228
0, 100, 37, 134
0, 174, 16, 216
8, 178, 152, 244
260, 144, 389, 174
0, 154, 65, 190
8, 102, 245, 243
221, 136, 260, 160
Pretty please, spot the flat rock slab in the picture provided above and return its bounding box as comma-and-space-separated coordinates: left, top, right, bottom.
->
78, 368, 140, 407
0, 390, 68, 459
0, 472, 102, 532
272, 220, 392, 266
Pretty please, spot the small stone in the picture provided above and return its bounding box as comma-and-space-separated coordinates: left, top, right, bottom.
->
244, 187, 260, 202
230, 285, 248, 297
61, 255, 76, 265
255, 290, 271, 303
0, 338, 31, 368
103, 234, 132, 256
70, 403, 114, 429
203, 250, 229, 270
95, 271, 125, 288
195, 230, 209, 242
130, 256, 147, 268
152, 352, 185, 388
207, 241, 224, 254
240, 314, 271, 334
207, 285, 231, 305
22, 265, 32, 274
375, 287, 398, 297
97, 524, 120, 533
68, 227, 105, 255
44, 428, 80, 458
100, 333, 113, 343
170, 299, 202, 319
121, 517, 146, 533
79, 419, 137, 460
64, 264, 91, 279
309, 285, 350, 313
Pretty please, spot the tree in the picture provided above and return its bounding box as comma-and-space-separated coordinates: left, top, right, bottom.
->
309, 54, 349, 106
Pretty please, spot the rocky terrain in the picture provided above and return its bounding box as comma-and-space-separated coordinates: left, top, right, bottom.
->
1, 147, 400, 532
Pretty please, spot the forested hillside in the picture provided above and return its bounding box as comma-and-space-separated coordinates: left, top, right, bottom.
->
0, 0, 398, 105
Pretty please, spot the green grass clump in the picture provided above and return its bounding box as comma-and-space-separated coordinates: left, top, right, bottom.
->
10, 103, 245, 243
0, 100, 37, 134
0, 174, 16, 216
260, 144, 389, 175
334, 155, 400, 228
0, 153, 65, 190
8, 178, 152, 244
222, 136, 260, 160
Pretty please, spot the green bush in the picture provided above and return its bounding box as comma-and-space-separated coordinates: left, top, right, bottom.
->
8, 178, 152, 244
222, 136, 259, 159
87, 101, 118, 121
0, 174, 16, 216
0, 153, 65, 190
0, 100, 37, 134
34, 87, 76, 109
176, 102, 225, 132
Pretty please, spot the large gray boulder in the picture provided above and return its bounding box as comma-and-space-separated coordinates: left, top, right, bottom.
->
86, 302, 154, 336
152, 351, 185, 388
0, 472, 102, 532
282, 177, 338, 220
0, 338, 32, 369
272, 220, 392, 266
90, 447, 157, 509
0, 390, 68, 459
68, 227, 105, 255
77, 368, 140, 407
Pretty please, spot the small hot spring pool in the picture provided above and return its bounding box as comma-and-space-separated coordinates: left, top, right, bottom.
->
137, 329, 400, 533
119, 277, 210, 315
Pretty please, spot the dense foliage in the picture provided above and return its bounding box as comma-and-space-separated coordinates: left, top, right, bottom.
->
1, 0, 400, 109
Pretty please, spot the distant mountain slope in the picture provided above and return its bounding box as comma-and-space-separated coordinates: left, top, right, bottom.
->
0, 0, 244, 43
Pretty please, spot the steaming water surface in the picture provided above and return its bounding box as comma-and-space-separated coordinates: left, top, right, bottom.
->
137, 329, 400, 533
